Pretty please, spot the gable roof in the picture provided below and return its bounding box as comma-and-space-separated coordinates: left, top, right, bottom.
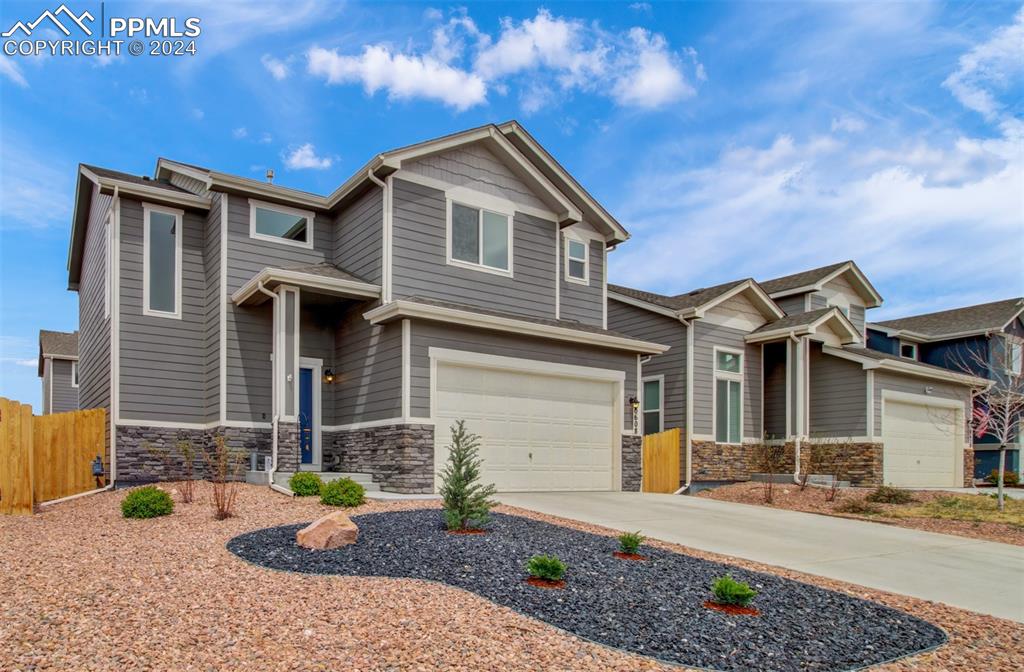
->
38, 330, 78, 376
609, 278, 784, 321
824, 345, 991, 388
759, 260, 883, 308
871, 298, 1024, 341
746, 307, 861, 345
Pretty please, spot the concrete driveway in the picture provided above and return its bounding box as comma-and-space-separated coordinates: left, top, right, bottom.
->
498, 491, 1024, 622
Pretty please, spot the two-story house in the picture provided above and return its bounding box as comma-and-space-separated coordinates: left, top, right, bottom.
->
609, 261, 989, 490
37, 330, 79, 414
67, 122, 668, 494
867, 298, 1024, 479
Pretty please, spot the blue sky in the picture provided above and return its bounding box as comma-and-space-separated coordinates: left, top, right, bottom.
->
1, 1, 1022, 408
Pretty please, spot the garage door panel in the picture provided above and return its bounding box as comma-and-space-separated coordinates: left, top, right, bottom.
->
882, 398, 960, 488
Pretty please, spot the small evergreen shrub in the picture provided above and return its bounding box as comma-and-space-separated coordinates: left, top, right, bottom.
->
618, 531, 645, 555
526, 554, 567, 582
289, 472, 324, 496
865, 485, 916, 505
320, 478, 365, 507
985, 469, 1020, 487
836, 498, 882, 515
121, 486, 174, 519
438, 420, 497, 531
710, 575, 757, 607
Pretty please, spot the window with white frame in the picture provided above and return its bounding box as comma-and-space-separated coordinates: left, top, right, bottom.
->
448, 201, 511, 273
714, 348, 743, 444
1008, 339, 1022, 375
565, 236, 589, 284
143, 204, 182, 318
71, 361, 79, 388
249, 199, 314, 249
642, 377, 663, 436
900, 341, 917, 360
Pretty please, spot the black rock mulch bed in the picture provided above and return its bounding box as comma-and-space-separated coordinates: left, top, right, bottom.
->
227, 510, 946, 672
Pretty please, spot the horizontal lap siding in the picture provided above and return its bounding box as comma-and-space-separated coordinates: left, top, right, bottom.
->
409, 321, 636, 429
118, 198, 206, 423
776, 295, 806, 315
79, 186, 111, 415
809, 343, 866, 437
607, 301, 685, 429
559, 236, 603, 327
335, 186, 382, 283
300, 307, 336, 426
809, 293, 828, 310
763, 342, 787, 438
334, 302, 401, 424
873, 371, 971, 439
391, 178, 557, 319
692, 321, 761, 438
203, 193, 221, 422
50, 359, 79, 413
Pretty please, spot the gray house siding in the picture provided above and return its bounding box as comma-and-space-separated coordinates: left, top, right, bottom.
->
762, 342, 787, 438
776, 295, 806, 315
691, 321, 761, 438
808, 343, 867, 437
809, 293, 828, 310
299, 305, 337, 426
559, 235, 604, 327
78, 185, 111, 417
409, 320, 637, 429
390, 178, 557, 319
118, 198, 206, 423
203, 192, 222, 422
607, 300, 686, 431
873, 370, 971, 439
849, 304, 866, 337
333, 301, 402, 424
334, 186, 382, 283
49, 358, 79, 413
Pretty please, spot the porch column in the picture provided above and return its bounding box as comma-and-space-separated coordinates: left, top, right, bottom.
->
275, 285, 301, 472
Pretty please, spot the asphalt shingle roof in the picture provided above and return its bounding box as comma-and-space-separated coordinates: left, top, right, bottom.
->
608, 279, 750, 313
874, 298, 1024, 338
749, 308, 834, 334
278, 262, 372, 285
759, 261, 849, 296
840, 346, 986, 381
82, 164, 192, 194
38, 330, 78, 376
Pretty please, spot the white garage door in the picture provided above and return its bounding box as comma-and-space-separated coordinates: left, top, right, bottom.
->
433, 362, 617, 492
882, 398, 961, 487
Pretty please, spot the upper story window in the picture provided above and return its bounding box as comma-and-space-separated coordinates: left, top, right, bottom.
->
71, 361, 79, 388
447, 200, 512, 276
642, 377, 663, 436
1008, 339, 1022, 375
143, 204, 182, 319
900, 341, 917, 360
249, 198, 314, 249
565, 236, 589, 284
714, 348, 743, 444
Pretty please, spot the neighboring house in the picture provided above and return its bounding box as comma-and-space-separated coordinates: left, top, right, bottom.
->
66, 121, 668, 493
867, 298, 1024, 479
37, 330, 79, 414
609, 261, 990, 490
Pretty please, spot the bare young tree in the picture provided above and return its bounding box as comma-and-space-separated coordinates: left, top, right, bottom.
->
202, 435, 246, 519
143, 436, 198, 503
753, 441, 786, 504
946, 338, 1023, 511
806, 437, 855, 502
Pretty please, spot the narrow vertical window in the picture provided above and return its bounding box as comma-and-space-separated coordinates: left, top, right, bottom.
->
1009, 340, 1022, 375
565, 237, 589, 284
714, 349, 743, 444
642, 377, 662, 436
71, 361, 79, 388
143, 204, 182, 318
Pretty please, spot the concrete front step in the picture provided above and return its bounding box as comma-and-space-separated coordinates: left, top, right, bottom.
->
271, 471, 381, 492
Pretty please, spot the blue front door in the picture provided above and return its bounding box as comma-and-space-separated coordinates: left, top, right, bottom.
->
299, 367, 314, 464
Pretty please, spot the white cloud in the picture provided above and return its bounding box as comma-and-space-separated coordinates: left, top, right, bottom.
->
0, 59, 28, 87
283, 143, 333, 170
611, 28, 693, 108
190, 108, 204, 120
942, 7, 1023, 122
629, 3, 652, 13
307, 45, 487, 111
831, 115, 866, 133
15, 359, 37, 367
233, 127, 248, 139
0, 140, 71, 230
261, 54, 290, 80
259, 132, 273, 144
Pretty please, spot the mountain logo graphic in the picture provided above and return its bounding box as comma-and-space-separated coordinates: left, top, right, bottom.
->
2, 4, 95, 38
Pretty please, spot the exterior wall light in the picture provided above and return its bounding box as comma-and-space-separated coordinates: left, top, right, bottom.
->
323, 368, 336, 384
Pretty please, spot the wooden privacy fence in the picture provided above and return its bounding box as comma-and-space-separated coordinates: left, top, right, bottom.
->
0, 398, 106, 515
642, 427, 682, 493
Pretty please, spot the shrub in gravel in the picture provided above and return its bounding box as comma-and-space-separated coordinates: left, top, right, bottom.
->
865, 485, 916, 505
289, 472, 324, 497
121, 486, 174, 519
618, 531, 645, 554
985, 469, 1019, 487
710, 575, 757, 607
438, 420, 497, 531
836, 498, 882, 515
527, 554, 567, 582
320, 478, 365, 507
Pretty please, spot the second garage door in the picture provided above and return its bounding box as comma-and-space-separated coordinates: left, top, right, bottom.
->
433, 361, 618, 492
882, 396, 961, 487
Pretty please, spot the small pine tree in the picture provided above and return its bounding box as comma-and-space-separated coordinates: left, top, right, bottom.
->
438, 420, 497, 531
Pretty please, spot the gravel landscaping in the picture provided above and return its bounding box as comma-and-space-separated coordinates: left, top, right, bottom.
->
3, 483, 1023, 671
229, 509, 945, 672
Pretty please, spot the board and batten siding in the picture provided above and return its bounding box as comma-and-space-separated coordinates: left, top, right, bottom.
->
118, 198, 206, 423
202, 192, 222, 422
607, 300, 686, 430
873, 370, 971, 440
691, 320, 762, 438
49, 359, 79, 413
333, 301, 402, 424
762, 342, 787, 438
390, 178, 557, 319
78, 185, 112, 417
808, 343, 867, 437
558, 235, 604, 327
409, 321, 637, 430
334, 185, 382, 283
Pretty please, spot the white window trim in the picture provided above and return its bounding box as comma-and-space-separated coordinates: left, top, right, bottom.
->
142, 203, 183, 319
248, 198, 315, 250
564, 232, 590, 285
1007, 337, 1023, 375
641, 374, 664, 435
899, 340, 918, 360
71, 361, 79, 388
445, 197, 514, 278
713, 345, 744, 445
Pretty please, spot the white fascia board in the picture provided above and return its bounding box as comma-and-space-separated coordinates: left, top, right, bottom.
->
81, 167, 212, 210
607, 290, 680, 319
866, 322, 1007, 343
686, 280, 785, 320
364, 300, 671, 354
821, 345, 992, 388
746, 308, 859, 344
154, 159, 213, 188
231, 268, 381, 305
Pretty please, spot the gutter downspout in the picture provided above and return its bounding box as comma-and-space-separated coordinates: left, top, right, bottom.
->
255, 281, 291, 496
790, 333, 802, 485
110, 185, 119, 487
674, 316, 695, 494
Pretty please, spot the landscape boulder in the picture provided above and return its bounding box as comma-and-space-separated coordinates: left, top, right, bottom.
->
296, 511, 359, 550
